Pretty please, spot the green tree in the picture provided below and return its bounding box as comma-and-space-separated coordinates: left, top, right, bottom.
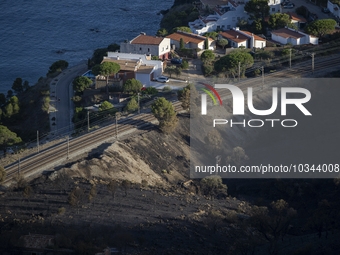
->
181, 60, 189, 70
244, 0, 270, 20
180, 37, 185, 49
0, 166, 6, 185
204, 38, 209, 49
151, 97, 178, 134
201, 50, 215, 63
156, 28, 168, 37
200, 176, 228, 198
49, 60, 69, 73
268, 13, 291, 29
203, 31, 219, 40
122, 79, 143, 94
99, 101, 117, 115
165, 65, 177, 78
72, 76, 93, 93
217, 38, 229, 48
23, 80, 30, 91
251, 19, 263, 34
92, 62, 121, 98
236, 18, 249, 30
151, 56, 162, 61
6, 90, 13, 99
10, 96, 20, 115
124, 98, 138, 112
0, 93, 6, 106
12, 78, 23, 94
177, 85, 191, 111
175, 67, 182, 77
107, 43, 120, 52
170, 26, 191, 34
0, 125, 22, 154
142, 87, 158, 95
214, 52, 254, 76
91, 48, 108, 66
304, 19, 337, 38
4, 104, 13, 119
202, 64, 213, 76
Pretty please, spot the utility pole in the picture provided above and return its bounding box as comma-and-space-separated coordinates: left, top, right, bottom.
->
18, 155, 20, 174
87, 110, 90, 132
289, 48, 292, 69
262, 66, 264, 90
115, 112, 119, 139
138, 93, 140, 114
312, 53, 315, 74
238, 62, 241, 82
37, 130, 39, 153
67, 136, 69, 160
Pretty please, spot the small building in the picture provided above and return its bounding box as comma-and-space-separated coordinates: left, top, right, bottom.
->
96, 53, 164, 87
166, 31, 215, 50
271, 27, 319, 45
327, 0, 340, 18
120, 33, 171, 59
219, 27, 266, 48
264, 13, 307, 29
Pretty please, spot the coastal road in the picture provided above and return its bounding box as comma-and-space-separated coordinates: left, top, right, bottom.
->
51, 63, 87, 137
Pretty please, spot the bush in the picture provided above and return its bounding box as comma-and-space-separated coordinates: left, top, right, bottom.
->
254, 51, 274, 60
142, 87, 158, 95
162, 86, 172, 94
253, 69, 261, 76
49, 60, 68, 73
181, 60, 189, 70
202, 64, 213, 76
141, 180, 148, 187
200, 176, 228, 197
58, 207, 66, 215
281, 48, 296, 56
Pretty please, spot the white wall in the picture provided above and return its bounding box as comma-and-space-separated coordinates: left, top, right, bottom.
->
157, 38, 171, 56
272, 33, 288, 44
254, 40, 266, 48
135, 72, 152, 86
328, 1, 340, 18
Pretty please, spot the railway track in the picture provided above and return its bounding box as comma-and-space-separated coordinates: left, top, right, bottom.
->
3, 102, 183, 185
3, 55, 340, 186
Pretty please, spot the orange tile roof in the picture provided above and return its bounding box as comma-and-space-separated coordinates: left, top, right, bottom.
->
271, 28, 304, 39
241, 30, 266, 41
287, 12, 307, 23
131, 35, 164, 45
166, 31, 213, 44
219, 30, 249, 43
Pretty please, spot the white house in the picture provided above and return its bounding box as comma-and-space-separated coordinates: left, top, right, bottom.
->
166, 31, 215, 50
271, 27, 319, 45
103, 52, 164, 86
189, 0, 283, 35
120, 33, 171, 60
327, 0, 340, 18
219, 27, 266, 48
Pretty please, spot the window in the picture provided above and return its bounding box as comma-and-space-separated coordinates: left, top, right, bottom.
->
232, 17, 236, 21
139, 47, 142, 51
217, 25, 220, 29
237, 17, 240, 20
162, 47, 164, 52
125, 72, 127, 78
272, 8, 275, 12
166, 45, 169, 50
148, 48, 150, 52
227, 25, 231, 29
222, 25, 225, 28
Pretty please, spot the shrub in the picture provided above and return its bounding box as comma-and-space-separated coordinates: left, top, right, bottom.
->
202, 64, 213, 76
162, 86, 172, 94
253, 69, 261, 76
58, 207, 66, 215
254, 51, 274, 60
181, 60, 189, 70
141, 180, 148, 187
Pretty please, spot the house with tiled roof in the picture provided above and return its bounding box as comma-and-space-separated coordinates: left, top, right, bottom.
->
264, 12, 307, 29
219, 27, 266, 48
95, 52, 164, 87
189, 0, 283, 35
327, 0, 340, 18
166, 31, 216, 50
120, 33, 171, 60
271, 27, 318, 45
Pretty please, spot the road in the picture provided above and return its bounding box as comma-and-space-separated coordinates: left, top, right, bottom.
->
282, 0, 332, 20
50, 63, 87, 137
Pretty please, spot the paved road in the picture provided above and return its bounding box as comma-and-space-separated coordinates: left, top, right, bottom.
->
282, 0, 332, 20
50, 63, 87, 137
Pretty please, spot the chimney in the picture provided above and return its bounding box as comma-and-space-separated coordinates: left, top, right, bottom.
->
117, 56, 120, 60
140, 32, 146, 35
235, 27, 239, 31
135, 65, 137, 71
236, 35, 239, 38
125, 62, 127, 65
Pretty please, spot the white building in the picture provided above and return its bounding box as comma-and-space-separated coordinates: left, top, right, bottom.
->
120, 33, 171, 60
103, 52, 164, 86
219, 27, 266, 48
166, 31, 215, 50
327, 0, 340, 18
189, 0, 283, 35
271, 27, 319, 45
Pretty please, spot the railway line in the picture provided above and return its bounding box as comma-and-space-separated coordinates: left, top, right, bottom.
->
3, 102, 183, 185
3, 55, 340, 186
